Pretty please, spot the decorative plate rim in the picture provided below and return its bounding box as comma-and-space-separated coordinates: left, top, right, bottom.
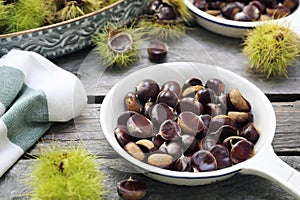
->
0, 0, 125, 38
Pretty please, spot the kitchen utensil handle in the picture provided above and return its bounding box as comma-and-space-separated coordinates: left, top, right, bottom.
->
242, 145, 300, 199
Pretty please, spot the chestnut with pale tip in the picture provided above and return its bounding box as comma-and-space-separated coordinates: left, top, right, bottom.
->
117, 177, 148, 200
147, 39, 168, 62
136, 79, 160, 104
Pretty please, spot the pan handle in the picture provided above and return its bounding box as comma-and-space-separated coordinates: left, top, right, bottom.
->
241, 145, 300, 199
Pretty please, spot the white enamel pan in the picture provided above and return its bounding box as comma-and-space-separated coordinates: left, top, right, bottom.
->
100, 62, 300, 198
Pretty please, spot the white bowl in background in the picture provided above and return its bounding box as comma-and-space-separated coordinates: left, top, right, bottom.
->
184, 0, 300, 38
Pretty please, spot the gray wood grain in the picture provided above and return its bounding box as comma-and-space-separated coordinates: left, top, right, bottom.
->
1, 157, 299, 199
53, 28, 300, 96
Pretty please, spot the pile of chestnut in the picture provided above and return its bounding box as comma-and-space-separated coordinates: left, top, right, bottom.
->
114, 77, 260, 172
193, 0, 298, 21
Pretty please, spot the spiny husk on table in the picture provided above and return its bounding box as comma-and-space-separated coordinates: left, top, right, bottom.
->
56, 0, 102, 22
162, 0, 192, 23
138, 17, 187, 41
243, 22, 300, 78
25, 143, 107, 200
137, 0, 192, 41
93, 22, 143, 68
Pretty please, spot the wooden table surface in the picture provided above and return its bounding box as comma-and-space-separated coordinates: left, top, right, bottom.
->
0, 27, 299, 200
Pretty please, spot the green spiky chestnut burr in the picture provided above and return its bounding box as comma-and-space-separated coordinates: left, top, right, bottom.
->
5, 0, 48, 33
0, 0, 12, 31
138, 0, 193, 41
93, 23, 142, 68
25, 144, 107, 200
56, 0, 102, 21
243, 22, 300, 78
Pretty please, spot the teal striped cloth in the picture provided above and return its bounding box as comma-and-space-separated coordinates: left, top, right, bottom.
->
0, 50, 87, 177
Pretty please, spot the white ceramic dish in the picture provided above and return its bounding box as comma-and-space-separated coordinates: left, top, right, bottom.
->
184, 0, 300, 38
100, 62, 300, 198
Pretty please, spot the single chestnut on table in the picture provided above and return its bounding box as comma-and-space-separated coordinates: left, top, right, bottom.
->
117, 177, 148, 200
147, 39, 168, 62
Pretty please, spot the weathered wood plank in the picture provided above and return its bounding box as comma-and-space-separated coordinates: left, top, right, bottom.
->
54, 28, 300, 96
1, 156, 299, 200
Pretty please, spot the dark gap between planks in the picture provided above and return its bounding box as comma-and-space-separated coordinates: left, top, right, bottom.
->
87, 94, 300, 104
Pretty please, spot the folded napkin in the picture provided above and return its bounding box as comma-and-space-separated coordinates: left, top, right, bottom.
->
0, 49, 87, 177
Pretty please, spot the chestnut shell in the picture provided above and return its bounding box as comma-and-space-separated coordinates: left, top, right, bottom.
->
117, 177, 148, 200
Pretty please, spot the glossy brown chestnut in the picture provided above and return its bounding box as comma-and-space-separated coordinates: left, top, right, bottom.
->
199, 132, 219, 151
159, 141, 183, 160
117, 111, 138, 126
136, 79, 160, 104
148, 0, 162, 15
216, 125, 238, 142
193, 0, 208, 10
195, 88, 218, 105
222, 136, 247, 151
249, 0, 265, 12
124, 92, 140, 113
234, 11, 251, 21
115, 125, 131, 147
156, 3, 177, 20
141, 101, 155, 119
209, 1, 226, 10
204, 103, 225, 117
156, 89, 179, 109
159, 119, 181, 141
150, 103, 174, 127
239, 122, 260, 144
209, 115, 237, 133
117, 177, 147, 200
200, 114, 212, 136
210, 144, 232, 169
174, 155, 193, 172
176, 97, 204, 115
178, 111, 204, 136
230, 139, 254, 164
127, 113, 154, 138
161, 81, 182, 97
205, 78, 225, 96
221, 2, 243, 19
152, 134, 165, 149
181, 134, 200, 156
147, 39, 168, 62
216, 125, 238, 143
182, 78, 203, 92
228, 88, 251, 112
191, 150, 217, 172
243, 4, 261, 20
